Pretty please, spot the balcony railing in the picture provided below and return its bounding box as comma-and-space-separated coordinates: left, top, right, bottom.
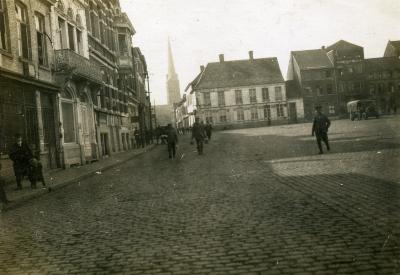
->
54, 49, 102, 83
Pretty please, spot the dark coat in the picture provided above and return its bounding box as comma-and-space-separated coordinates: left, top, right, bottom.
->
312, 113, 331, 136
9, 142, 33, 174
166, 127, 178, 144
192, 122, 205, 140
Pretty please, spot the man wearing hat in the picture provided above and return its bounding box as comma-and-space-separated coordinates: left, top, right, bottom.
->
312, 105, 331, 154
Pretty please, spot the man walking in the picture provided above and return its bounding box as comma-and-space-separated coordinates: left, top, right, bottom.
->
312, 106, 331, 154
166, 124, 178, 159
205, 121, 213, 140
191, 118, 206, 155
9, 134, 34, 190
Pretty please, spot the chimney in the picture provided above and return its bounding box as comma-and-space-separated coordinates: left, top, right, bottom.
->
219, 54, 224, 63
200, 65, 205, 72
249, 51, 254, 60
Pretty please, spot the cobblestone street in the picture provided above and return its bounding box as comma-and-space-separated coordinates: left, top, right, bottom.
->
1, 117, 400, 274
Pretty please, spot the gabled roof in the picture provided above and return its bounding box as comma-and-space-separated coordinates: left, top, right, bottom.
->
364, 57, 400, 72
291, 49, 333, 70
326, 40, 363, 51
194, 58, 284, 90
185, 70, 203, 92
388, 40, 400, 52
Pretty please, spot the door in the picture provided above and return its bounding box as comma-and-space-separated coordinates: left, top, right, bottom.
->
80, 104, 92, 158
289, 102, 298, 123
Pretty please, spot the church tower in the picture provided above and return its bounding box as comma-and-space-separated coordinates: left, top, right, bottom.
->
166, 39, 181, 105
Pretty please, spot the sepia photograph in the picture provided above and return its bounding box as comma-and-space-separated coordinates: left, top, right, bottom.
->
0, 0, 399, 273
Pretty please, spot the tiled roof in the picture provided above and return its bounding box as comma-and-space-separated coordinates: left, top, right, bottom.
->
292, 49, 333, 70
194, 58, 284, 90
326, 40, 363, 51
364, 57, 400, 72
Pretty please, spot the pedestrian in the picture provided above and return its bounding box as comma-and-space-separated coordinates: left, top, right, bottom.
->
205, 121, 213, 140
134, 127, 140, 149
312, 106, 331, 154
191, 118, 206, 155
9, 134, 34, 189
166, 123, 178, 159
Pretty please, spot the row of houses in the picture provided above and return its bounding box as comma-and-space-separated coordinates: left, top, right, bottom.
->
175, 40, 400, 129
0, 0, 152, 176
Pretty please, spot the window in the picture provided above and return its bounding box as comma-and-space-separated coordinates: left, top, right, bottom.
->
219, 115, 227, 123
35, 14, 47, 66
316, 85, 323, 96
15, 2, 30, 59
275, 86, 283, 101
329, 105, 335, 114
76, 29, 83, 54
236, 109, 244, 121
58, 18, 67, 49
264, 105, 271, 119
68, 24, 75, 51
61, 102, 76, 143
203, 92, 211, 106
250, 108, 258, 120
369, 84, 376, 95
327, 84, 334, 95
277, 104, 285, 117
235, 90, 243, 105
304, 87, 312, 97
262, 88, 269, 102
206, 116, 213, 123
325, 70, 331, 78
0, 0, 8, 50
249, 89, 257, 103
118, 34, 127, 55
218, 91, 225, 106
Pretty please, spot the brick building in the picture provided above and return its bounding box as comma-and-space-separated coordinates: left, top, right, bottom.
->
188, 51, 295, 129
287, 49, 337, 120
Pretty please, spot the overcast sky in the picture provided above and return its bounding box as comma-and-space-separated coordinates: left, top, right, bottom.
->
120, 0, 400, 105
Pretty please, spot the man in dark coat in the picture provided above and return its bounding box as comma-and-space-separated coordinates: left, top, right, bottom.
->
205, 121, 213, 140
312, 106, 331, 154
9, 134, 34, 189
191, 118, 206, 155
134, 127, 140, 149
166, 124, 178, 159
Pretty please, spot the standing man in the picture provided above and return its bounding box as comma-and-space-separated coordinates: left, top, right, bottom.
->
191, 118, 206, 155
9, 134, 33, 189
134, 127, 140, 149
166, 124, 178, 159
205, 121, 213, 140
312, 106, 331, 154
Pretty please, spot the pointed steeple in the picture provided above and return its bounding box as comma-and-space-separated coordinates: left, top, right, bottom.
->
166, 38, 181, 105
167, 37, 177, 79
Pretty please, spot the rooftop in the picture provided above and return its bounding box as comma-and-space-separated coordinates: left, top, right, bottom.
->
292, 49, 333, 70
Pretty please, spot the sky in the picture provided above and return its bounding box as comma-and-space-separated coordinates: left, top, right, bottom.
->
120, 0, 400, 105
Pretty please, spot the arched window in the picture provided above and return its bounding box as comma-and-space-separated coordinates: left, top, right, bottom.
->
61, 88, 76, 143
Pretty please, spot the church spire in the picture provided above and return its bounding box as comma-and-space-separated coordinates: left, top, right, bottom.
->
166, 38, 181, 105
167, 37, 177, 79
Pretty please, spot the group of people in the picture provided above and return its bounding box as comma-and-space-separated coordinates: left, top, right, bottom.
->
163, 118, 213, 159
0, 134, 46, 205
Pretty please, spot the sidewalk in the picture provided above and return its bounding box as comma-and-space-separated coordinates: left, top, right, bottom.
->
1, 144, 157, 211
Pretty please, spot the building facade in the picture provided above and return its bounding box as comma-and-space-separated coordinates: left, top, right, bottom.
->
287, 49, 338, 120
0, 0, 152, 177
188, 52, 290, 129
0, 0, 60, 178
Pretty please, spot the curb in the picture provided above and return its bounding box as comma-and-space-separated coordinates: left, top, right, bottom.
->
2, 145, 157, 212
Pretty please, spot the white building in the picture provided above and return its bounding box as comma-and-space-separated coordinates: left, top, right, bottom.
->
187, 52, 290, 129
